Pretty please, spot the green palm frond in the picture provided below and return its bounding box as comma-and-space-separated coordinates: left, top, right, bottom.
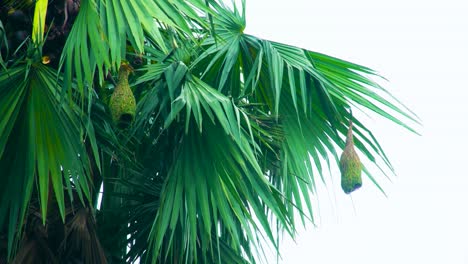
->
148, 118, 291, 263
0, 63, 92, 258
0, 1, 420, 263
31, 0, 47, 44
60, 0, 214, 94
60, 0, 110, 93
0, 18, 8, 68
115, 3, 420, 262
133, 59, 291, 261
307, 50, 420, 133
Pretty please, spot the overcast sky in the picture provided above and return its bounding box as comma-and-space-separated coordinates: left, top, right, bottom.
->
243, 1, 468, 263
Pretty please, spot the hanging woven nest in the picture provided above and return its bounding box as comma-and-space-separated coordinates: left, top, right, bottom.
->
339, 117, 362, 194
109, 63, 136, 129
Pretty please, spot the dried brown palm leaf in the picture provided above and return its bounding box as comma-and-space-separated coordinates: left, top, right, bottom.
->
60, 208, 107, 264
12, 213, 57, 264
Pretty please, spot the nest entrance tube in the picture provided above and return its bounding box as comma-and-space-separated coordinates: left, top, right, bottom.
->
109, 63, 136, 129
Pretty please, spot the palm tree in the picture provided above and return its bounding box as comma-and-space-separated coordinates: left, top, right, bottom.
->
0, 0, 418, 263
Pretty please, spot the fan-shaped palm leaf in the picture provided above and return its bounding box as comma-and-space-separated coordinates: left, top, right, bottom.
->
60, 0, 214, 94
1, 1, 420, 263
0, 63, 92, 258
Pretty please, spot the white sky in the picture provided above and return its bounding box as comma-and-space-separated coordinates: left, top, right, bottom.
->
243, 0, 468, 263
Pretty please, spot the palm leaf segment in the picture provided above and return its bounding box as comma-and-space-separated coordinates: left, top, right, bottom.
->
132, 2, 419, 262
60, 0, 211, 92
0, 64, 92, 258
0, 0, 420, 263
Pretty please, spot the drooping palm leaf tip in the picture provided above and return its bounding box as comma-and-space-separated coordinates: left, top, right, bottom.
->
109, 63, 136, 129
0, 0, 420, 263
340, 114, 363, 194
